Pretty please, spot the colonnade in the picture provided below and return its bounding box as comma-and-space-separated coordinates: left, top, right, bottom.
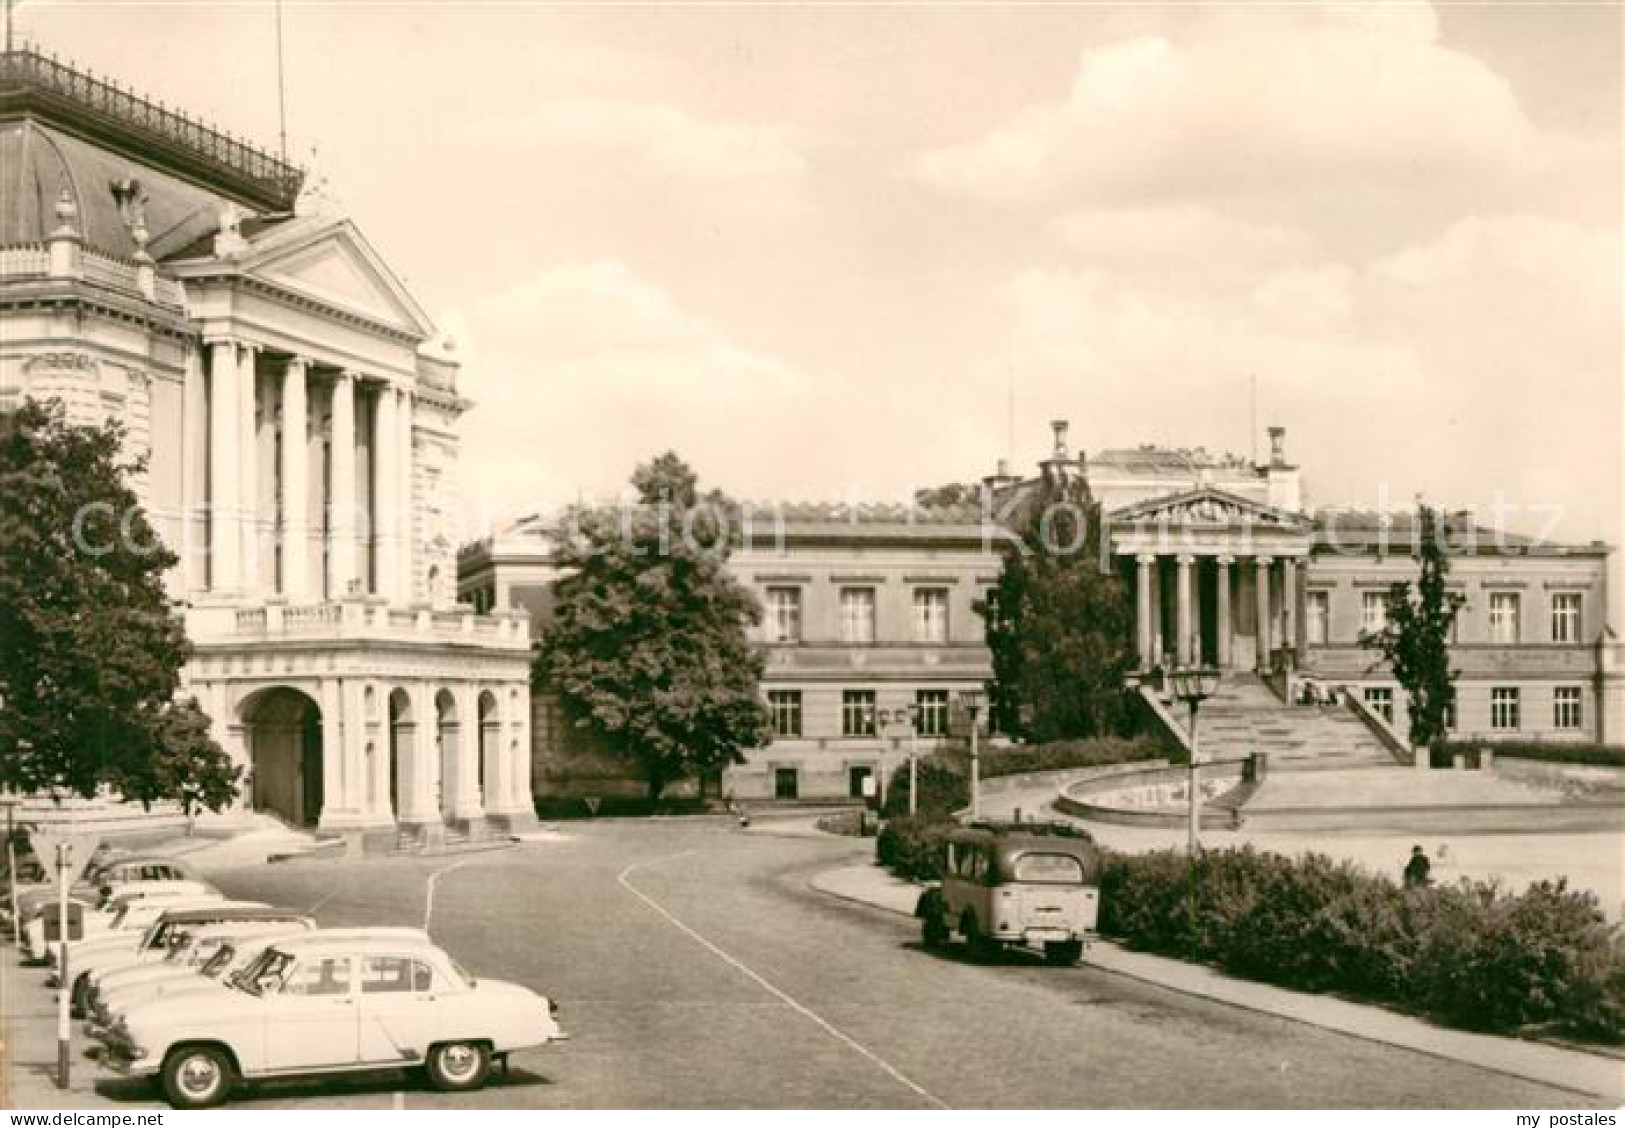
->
183, 338, 415, 601
1132, 552, 1303, 672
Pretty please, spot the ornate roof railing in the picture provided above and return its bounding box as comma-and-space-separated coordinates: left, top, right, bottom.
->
0, 45, 303, 211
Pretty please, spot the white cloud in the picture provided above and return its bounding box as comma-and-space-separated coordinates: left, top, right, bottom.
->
452, 261, 818, 519
996, 214, 1621, 540
916, 5, 1598, 211
1051, 204, 1312, 267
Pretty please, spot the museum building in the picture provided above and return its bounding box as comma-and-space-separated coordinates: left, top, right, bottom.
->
0, 48, 534, 838
463, 421, 1625, 802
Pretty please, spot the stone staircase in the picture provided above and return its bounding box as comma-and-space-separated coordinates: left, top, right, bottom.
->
1179, 674, 1398, 772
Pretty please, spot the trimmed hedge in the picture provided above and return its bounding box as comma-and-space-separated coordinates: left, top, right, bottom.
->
1100, 846, 1625, 1043
1448, 742, 1625, 769
532, 795, 710, 819
882, 737, 1161, 818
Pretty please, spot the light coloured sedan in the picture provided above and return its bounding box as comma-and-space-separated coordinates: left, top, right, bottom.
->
90, 919, 316, 1027
104, 931, 566, 1108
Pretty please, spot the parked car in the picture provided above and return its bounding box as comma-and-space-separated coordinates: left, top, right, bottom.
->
89, 918, 318, 1036
72, 904, 286, 1016
45, 895, 228, 978
91, 856, 201, 900
27, 885, 218, 966
914, 823, 1102, 965
98, 878, 217, 911
104, 930, 566, 1108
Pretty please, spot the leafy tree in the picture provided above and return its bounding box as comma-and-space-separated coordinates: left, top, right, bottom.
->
1361, 504, 1465, 760
977, 467, 1137, 742
0, 398, 240, 809
534, 452, 773, 800
913, 482, 982, 509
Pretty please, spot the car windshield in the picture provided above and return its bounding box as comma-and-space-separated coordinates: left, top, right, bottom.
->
235, 947, 294, 996
203, 943, 237, 978
449, 958, 476, 989
1011, 852, 1086, 884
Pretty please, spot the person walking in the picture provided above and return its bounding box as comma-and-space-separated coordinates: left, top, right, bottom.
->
1403, 844, 1432, 888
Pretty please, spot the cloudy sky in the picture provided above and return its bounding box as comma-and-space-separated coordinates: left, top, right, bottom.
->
27, 1, 1623, 544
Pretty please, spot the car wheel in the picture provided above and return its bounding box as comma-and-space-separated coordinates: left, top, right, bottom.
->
962, 913, 998, 963
426, 1040, 491, 1092
1044, 940, 1083, 966
161, 1044, 234, 1110
921, 913, 949, 948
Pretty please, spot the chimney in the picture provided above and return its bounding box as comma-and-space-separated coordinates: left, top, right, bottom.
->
1051, 419, 1070, 460
1268, 425, 1288, 469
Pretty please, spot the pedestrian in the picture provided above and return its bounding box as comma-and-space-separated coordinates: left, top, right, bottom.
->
1403, 844, 1431, 888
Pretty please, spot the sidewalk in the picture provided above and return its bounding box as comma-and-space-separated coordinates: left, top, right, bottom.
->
1, 944, 161, 1109
809, 863, 1625, 1103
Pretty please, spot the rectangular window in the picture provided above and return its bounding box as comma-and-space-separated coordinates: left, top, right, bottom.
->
1551, 593, 1582, 643
774, 768, 799, 800
1364, 686, 1394, 723
847, 765, 873, 800
915, 689, 949, 737
767, 690, 802, 738
765, 587, 801, 643
1554, 686, 1583, 731
1361, 592, 1388, 636
1489, 592, 1521, 644
842, 690, 877, 737
1491, 687, 1520, 731
1305, 591, 1330, 645
840, 587, 876, 644
914, 588, 949, 643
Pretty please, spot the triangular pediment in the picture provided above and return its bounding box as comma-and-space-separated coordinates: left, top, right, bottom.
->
1110, 487, 1310, 530
240, 218, 436, 339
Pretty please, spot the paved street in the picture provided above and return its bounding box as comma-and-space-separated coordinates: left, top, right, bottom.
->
26, 818, 1583, 1110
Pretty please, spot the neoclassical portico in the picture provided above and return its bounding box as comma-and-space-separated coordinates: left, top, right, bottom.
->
1112, 488, 1314, 674
168, 215, 536, 837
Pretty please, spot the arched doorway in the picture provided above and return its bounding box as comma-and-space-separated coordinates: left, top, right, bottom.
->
435, 689, 458, 818
242, 687, 323, 828
388, 689, 413, 819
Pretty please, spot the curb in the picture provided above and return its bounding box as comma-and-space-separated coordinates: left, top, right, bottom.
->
807, 865, 1624, 1102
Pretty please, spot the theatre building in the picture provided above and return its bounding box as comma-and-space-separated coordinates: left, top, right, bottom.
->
0, 48, 534, 838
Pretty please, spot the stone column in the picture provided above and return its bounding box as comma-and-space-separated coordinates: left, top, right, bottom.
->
329, 371, 358, 596
1255, 556, 1273, 672
181, 347, 207, 593
1136, 555, 1155, 671
397, 391, 415, 600
1176, 555, 1194, 667
453, 684, 485, 824
319, 677, 346, 823
509, 688, 533, 814
406, 683, 438, 824
1282, 557, 1299, 657
279, 358, 310, 600
206, 339, 240, 591
345, 678, 367, 821
1216, 555, 1233, 668
1150, 560, 1164, 664
373, 385, 399, 601
237, 343, 260, 593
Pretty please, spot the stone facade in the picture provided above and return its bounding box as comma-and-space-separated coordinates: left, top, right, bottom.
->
0, 48, 533, 835
463, 421, 1623, 802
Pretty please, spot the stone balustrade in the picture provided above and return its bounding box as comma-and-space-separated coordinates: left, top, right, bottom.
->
188, 596, 531, 651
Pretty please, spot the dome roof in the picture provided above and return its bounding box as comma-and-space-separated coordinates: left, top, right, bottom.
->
0, 118, 236, 259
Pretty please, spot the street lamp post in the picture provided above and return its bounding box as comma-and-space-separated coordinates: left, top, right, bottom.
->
958, 690, 984, 820
1169, 666, 1220, 854
0, 798, 18, 946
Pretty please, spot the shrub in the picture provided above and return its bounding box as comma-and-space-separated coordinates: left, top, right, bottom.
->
881, 758, 968, 819
875, 815, 955, 881
1099, 848, 1625, 1043
981, 736, 1162, 778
